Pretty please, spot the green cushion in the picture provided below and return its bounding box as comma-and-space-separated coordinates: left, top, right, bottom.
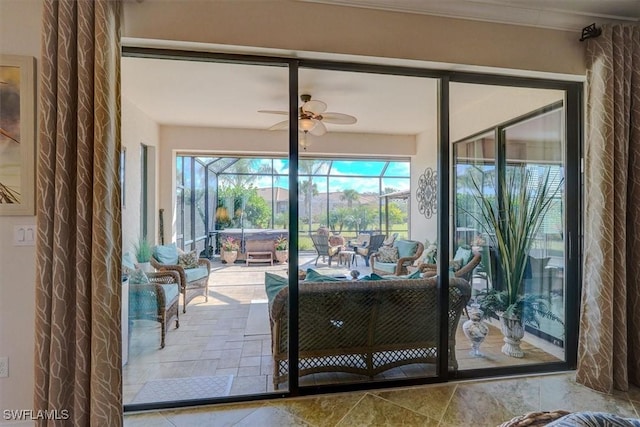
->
453, 246, 472, 265
160, 283, 180, 302
185, 267, 209, 282
382, 270, 423, 280
303, 269, 343, 282
358, 273, 388, 281
154, 243, 178, 265
265, 272, 288, 307
374, 262, 398, 274
395, 240, 418, 258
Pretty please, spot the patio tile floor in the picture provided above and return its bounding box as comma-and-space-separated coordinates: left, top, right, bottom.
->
123, 252, 564, 405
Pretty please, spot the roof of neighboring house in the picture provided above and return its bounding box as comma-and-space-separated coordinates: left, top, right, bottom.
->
256, 187, 289, 202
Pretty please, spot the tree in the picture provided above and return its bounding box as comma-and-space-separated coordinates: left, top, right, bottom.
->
217, 186, 270, 229
383, 186, 398, 195
218, 158, 272, 188
341, 189, 359, 208
298, 179, 318, 231
386, 203, 405, 225
329, 207, 350, 233
298, 159, 330, 233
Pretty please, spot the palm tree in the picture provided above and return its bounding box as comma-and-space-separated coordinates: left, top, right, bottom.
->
299, 159, 330, 232
341, 189, 359, 208
298, 179, 318, 232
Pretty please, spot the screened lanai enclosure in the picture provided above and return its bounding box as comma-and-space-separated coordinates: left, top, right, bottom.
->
175, 156, 410, 256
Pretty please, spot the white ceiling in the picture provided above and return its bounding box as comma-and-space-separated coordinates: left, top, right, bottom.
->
122, 1, 638, 136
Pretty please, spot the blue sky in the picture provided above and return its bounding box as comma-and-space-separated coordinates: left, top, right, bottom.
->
256, 159, 410, 193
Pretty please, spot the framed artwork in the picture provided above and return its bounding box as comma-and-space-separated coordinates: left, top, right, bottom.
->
0, 54, 36, 216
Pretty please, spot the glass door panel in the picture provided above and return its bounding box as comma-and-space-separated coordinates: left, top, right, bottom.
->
296, 66, 440, 388
122, 57, 290, 406
504, 108, 565, 348
451, 82, 566, 370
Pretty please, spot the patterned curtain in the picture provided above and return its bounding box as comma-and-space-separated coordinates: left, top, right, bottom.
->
35, 0, 122, 425
577, 24, 640, 393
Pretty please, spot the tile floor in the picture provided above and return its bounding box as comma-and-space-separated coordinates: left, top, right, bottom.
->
124, 252, 565, 408
124, 372, 640, 426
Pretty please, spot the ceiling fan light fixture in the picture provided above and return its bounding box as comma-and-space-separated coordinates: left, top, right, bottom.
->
299, 118, 316, 132
300, 131, 311, 151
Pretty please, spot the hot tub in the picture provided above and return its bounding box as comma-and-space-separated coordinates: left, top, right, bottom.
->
218, 228, 288, 254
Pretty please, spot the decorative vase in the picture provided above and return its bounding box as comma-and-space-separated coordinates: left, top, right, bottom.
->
462, 303, 489, 357
275, 249, 288, 263
222, 250, 238, 264
499, 314, 525, 358
135, 261, 153, 273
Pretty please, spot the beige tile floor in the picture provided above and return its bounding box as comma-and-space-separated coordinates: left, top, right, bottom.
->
124, 252, 565, 407
124, 372, 640, 426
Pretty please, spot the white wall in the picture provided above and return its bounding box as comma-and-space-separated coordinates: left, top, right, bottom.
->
123, 1, 586, 76
0, 0, 41, 419
121, 98, 160, 253
411, 129, 438, 244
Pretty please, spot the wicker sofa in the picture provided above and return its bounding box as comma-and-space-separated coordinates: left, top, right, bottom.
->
268, 276, 471, 389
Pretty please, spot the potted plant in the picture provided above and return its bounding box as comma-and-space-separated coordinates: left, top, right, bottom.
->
221, 236, 240, 264
466, 168, 563, 358
133, 236, 153, 272
274, 235, 288, 263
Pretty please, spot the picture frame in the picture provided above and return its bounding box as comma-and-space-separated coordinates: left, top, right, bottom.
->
0, 54, 36, 216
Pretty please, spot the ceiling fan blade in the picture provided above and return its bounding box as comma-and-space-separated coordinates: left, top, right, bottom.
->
320, 112, 357, 125
309, 120, 327, 136
258, 110, 288, 115
268, 120, 289, 131
302, 99, 327, 115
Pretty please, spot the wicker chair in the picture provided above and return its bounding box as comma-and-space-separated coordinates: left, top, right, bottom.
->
151, 246, 211, 313
310, 234, 342, 266
129, 270, 181, 349
370, 239, 424, 276
419, 251, 482, 283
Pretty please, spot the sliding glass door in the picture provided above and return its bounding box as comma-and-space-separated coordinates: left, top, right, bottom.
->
451, 82, 576, 373
294, 65, 444, 389
122, 47, 581, 411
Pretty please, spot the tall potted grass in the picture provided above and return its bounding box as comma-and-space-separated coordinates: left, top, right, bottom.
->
465, 167, 563, 357
134, 236, 153, 272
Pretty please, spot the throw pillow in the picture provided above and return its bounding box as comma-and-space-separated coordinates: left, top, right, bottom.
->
377, 246, 399, 263
453, 246, 473, 265
265, 272, 288, 308
395, 240, 419, 259
154, 243, 179, 265
129, 268, 150, 284
178, 250, 199, 269
303, 269, 343, 282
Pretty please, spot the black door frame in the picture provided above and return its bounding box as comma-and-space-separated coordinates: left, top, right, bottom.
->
122, 46, 582, 411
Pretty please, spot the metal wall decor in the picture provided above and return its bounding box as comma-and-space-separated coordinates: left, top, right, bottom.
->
417, 167, 437, 218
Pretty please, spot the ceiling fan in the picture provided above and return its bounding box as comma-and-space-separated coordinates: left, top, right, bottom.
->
259, 94, 357, 149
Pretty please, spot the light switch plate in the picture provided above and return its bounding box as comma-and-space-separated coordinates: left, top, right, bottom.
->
13, 225, 36, 246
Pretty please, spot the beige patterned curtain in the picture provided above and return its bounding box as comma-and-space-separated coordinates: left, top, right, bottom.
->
577, 24, 640, 393
35, 0, 122, 425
